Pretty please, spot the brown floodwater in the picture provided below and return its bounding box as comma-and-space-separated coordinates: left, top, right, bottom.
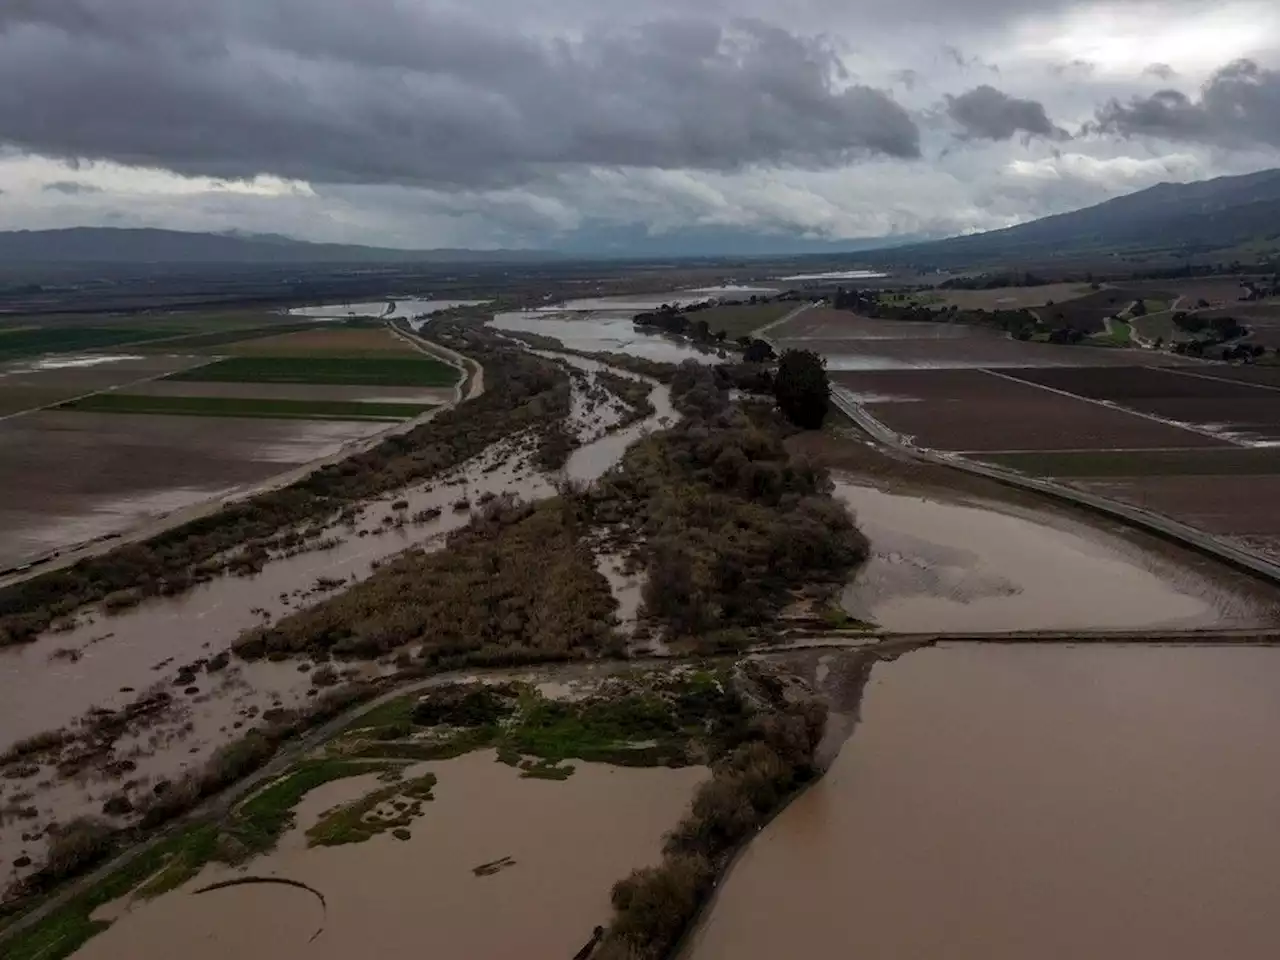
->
686, 645, 1280, 960
836, 479, 1272, 632
0, 353, 674, 881
76, 750, 705, 960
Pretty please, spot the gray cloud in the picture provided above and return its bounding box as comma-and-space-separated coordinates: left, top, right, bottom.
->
945, 85, 1067, 140
42, 181, 102, 195
1143, 62, 1178, 80
1097, 59, 1280, 147
0, 6, 920, 187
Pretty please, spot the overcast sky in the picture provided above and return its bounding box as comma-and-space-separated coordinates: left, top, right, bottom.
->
1, 0, 1278, 252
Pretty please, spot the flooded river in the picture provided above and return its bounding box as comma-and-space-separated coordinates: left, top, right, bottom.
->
75, 750, 705, 960
836, 479, 1270, 631
686, 645, 1280, 960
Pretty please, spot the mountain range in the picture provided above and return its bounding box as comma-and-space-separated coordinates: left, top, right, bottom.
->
3, 167, 1279, 267
867, 167, 1280, 268
0, 228, 556, 265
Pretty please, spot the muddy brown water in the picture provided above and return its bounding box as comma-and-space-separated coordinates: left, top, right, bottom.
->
0, 355, 674, 878
835, 478, 1272, 632
685, 645, 1280, 960
74, 750, 705, 960
492, 310, 728, 364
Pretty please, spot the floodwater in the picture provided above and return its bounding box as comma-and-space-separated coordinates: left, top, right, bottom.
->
545, 286, 777, 312
289, 299, 486, 320
492, 310, 726, 364
836, 479, 1269, 631
685, 645, 1280, 960
775, 269, 887, 281
0, 352, 674, 880
76, 750, 705, 960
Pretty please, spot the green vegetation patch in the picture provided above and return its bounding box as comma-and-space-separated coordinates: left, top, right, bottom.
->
168, 355, 456, 387
332, 673, 746, 772
305, 772, 437, 847
974, 447, 1280, 477
0, 325, 163, 361
692, 302, 793, 340
2, 823, 221, 960
58, 393, 432, 422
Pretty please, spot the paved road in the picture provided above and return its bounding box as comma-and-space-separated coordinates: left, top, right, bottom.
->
829, 385, 1280, 588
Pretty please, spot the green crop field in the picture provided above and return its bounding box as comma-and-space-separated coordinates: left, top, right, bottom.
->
692, 302, 793, 339
58, 393, 433, 421
166, 355, 457, 387
0, 325, 164, 361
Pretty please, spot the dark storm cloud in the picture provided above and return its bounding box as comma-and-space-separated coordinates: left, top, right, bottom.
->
42, 181, 102, 195
0, 4, 920, 187
1097, 59, 1280, 147
945, 85, 1067, 140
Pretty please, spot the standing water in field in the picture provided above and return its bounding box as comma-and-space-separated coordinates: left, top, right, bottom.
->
835, 479, 1270, 631
685, 645, 1280, 960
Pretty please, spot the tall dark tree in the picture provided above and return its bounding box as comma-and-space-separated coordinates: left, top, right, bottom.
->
743, 338, 776, 364
774, 349, 829, 429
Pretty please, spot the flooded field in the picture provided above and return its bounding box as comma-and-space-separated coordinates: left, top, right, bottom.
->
835, 479, 1272, 632
75, 750, 705, 960
547, 286, 777, 312
492, 310, 727, 364
686, 645, 1280, 960
0, 412, 387, 569
289, 299, 486, 320
0, 353, 673, 878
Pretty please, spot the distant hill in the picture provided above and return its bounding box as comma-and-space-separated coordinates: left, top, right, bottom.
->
0, 228, 558, 265
869, 168, 1280, 269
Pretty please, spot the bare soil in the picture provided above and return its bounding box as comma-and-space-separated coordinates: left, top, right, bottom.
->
221, 327, 423, 357
126, 381, 456, 404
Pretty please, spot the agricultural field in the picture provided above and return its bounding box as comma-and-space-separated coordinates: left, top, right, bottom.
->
0, 309, 322, 361
170, 355, 456, 387
0, 410, 384, 569
834, 368, 1231, 451
1035, 287, 1166, 332
998, 365, 1280, 444
0, 313, 461, 570
216, 325, 424, 357
1130, 277, 1257, 308
689, 301, 794, 339
831, 351, 1280, 570
57, 393, 434, 422
884, 282, 1095, 311
771, 307, 1158, 369
0, 354, 211, 417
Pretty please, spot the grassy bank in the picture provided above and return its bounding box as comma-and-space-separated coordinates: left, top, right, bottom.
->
168, 355, 456, 387
58, 393, 433, 422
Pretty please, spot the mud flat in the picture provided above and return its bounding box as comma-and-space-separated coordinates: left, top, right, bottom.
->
685, 645, 1280, 960
0, 413, 386, 569
72, 750, 704, 960
835, 478, 1274, 632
